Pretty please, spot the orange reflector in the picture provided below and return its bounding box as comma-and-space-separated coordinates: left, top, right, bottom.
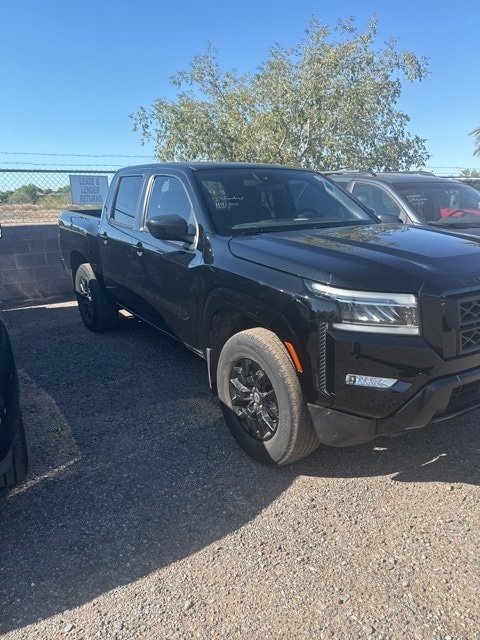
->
284, 341, 303, 373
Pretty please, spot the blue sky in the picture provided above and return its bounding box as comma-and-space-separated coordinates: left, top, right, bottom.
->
1, 0, 479, 174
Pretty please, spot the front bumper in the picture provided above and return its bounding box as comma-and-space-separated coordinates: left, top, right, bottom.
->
308, 364, 480, 447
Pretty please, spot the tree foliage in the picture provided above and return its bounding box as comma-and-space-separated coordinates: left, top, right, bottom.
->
0, 184, 71, 206
132, 17, 430, 171
7, 184, 39, 204
460, 169, 480, 178
472, 126, 480, 157
460, 168, 480, 190
0, 190, 13, 204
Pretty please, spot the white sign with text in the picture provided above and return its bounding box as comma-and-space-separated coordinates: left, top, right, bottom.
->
69, 174, 109, 205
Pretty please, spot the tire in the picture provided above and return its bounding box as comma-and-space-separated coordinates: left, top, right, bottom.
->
74, 263, 119, 331
0, 415, 28, 489
216, 328, 319, 465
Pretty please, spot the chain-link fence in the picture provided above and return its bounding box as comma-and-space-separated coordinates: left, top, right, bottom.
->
0, 168, 117, 224
1, 167, 479, 226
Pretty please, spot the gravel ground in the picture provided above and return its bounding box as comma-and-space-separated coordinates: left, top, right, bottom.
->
0, 298, 479, 640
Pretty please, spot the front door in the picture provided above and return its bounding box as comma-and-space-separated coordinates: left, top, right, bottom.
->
129, 174, 204, 350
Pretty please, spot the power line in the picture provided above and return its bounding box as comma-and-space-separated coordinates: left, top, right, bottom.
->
426, 166, 480, 170
0, 162, 125, 168
0, 151, 155, 159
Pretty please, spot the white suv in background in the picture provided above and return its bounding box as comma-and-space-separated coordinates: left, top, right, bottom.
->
327, 171, 480, 236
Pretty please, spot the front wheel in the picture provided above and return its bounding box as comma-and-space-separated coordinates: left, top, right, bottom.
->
216, 328, 319, 465
74, 263, 119, 332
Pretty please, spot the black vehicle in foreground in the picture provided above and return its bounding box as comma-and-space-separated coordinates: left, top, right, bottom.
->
59, 163, 480, 465
0, 318, 28, 488
328, 170, 480, 236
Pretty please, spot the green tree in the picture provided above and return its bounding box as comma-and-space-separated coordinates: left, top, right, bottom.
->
460, 168, 480, 190
132, 17, 430, 171
0, 190, 13, 204
7, 184, 39, 204
472, 127, 480, 157
460, 169, 480, 178
38, 185, 71, 208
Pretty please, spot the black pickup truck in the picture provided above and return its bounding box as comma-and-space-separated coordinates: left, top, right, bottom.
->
59, 162, 480, 465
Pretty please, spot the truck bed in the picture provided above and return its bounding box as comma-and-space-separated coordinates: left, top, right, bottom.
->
61, 208, 102, 218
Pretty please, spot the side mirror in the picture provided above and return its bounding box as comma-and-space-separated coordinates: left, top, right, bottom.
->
376, 213, 403, 224
146, 215, 194, 243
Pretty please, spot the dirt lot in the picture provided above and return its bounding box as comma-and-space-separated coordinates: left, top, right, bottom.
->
0, 298, 479, 640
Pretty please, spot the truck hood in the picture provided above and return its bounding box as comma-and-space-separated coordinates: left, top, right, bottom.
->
228, 224, 480, 294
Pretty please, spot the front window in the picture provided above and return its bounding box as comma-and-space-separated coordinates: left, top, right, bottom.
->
393, 181, 480, 224
194, 168, 375, 235
145, 176, 194, 226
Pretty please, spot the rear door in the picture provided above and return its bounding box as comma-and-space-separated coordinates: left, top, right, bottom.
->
98, 171, 148, 311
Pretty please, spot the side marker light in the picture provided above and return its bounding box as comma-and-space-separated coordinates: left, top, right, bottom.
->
284, 342, 303, 373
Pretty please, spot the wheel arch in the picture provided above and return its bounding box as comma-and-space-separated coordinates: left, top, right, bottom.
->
70, 251, 88, 282
70, 252, 106, 289
203, 288, 306, 392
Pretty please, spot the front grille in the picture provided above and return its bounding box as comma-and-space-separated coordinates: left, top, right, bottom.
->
457, 295, 480, 355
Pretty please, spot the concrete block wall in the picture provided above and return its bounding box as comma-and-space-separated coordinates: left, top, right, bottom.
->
0, 224, 72, 304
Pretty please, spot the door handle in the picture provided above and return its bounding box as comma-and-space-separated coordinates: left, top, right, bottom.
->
135, 241, 144, 257
101, 231, 108, 245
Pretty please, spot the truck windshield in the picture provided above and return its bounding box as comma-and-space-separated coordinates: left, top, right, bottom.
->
394, 181, 480, 224
194, 168, 375, 235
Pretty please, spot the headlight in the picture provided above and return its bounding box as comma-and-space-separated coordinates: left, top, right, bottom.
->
305, 281, 420, 335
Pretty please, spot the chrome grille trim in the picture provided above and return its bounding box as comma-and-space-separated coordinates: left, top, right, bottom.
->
316, 322, 328, 395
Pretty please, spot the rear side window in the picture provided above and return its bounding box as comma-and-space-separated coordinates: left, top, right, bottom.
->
111, 175, 143, 227
352, 182, 401, 216
329, 178, 351, 191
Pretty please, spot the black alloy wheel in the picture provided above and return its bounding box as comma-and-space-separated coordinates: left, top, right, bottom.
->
229, 358, 279, 441
76, 270, 94, 326
74, 263, 119, 332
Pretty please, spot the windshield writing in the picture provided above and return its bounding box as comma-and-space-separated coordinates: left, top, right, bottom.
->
195, 168, 374, 235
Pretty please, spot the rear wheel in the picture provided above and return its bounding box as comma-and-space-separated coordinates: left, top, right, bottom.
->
0, 416, 28, 489
74, 263, 119, 331
216, 328, 319, 465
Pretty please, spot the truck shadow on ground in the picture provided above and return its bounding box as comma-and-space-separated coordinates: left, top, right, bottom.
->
0, 301, 478, 633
